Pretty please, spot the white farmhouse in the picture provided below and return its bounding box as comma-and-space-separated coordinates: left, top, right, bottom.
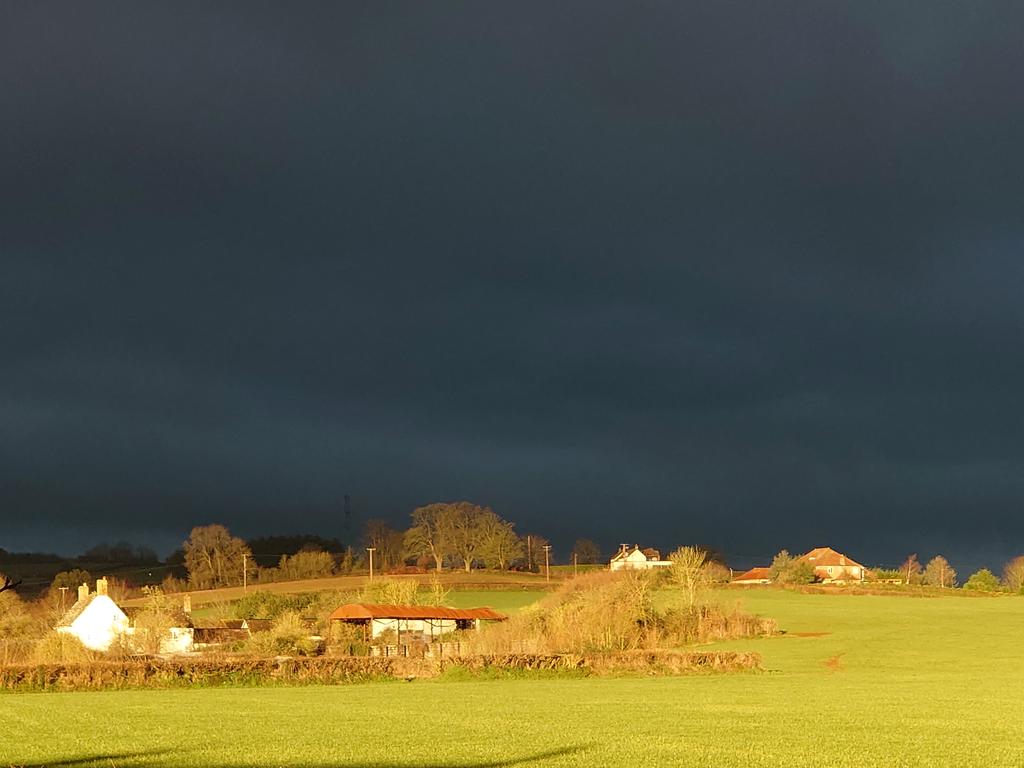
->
56, 579, 129, 651
609, 545, 672, 571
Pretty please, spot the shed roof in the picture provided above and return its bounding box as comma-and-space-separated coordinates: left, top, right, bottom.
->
733, 567, 772, 582
328, 603, 507, 622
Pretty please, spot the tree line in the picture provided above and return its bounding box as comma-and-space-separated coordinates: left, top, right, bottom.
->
168, 502, 605, 590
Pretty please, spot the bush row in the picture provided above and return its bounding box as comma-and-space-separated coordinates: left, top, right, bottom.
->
0, 656, 399, 692
0, 649, 760, 692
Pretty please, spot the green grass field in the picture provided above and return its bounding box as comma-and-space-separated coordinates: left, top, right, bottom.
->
5, 589, 1024, 767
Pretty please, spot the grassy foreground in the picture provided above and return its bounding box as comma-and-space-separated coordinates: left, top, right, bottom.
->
4, 589, 1024, 767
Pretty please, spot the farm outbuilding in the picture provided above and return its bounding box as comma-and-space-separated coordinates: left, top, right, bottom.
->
328, 603, 507, 642
733, 567, 772, 584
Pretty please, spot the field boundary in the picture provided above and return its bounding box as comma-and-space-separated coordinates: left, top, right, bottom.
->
0, 650, 761, 692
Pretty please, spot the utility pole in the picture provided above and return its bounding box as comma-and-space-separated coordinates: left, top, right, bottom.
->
343, 494, 353, 548
58, 586, 68, 613
367, 547, 376, 582
243, 554, 248, 592
573, 551, 578, 577
527, 535, 533, 572
543, 544, 551, 582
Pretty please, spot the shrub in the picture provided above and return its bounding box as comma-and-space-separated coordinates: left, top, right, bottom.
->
472, 570, 776, 655
923, 556, 957, 588
131, 586, 181, 654
160, 574, 188, 593
470, 571, 655, 654
31, 632, 101, 664
277, 550, 336, 581
963, 569, 1001, 592
867, 568, 903, 582
0, 657, 400, 692
246, 612, 320, 657
770, 551, 817, 584
233, 591, 318, 620
1003, 556, 1024, 593
361, 578, 419, 605
662, 603, 778, 644
0, 580, 38, 638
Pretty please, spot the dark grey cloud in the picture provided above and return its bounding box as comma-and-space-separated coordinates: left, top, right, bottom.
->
2, 2, 1024, 573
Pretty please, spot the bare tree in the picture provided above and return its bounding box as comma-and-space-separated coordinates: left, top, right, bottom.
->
669, 546, 708, 613
478, 514, 525, 570
0, 574, 22, 594
923, 555, 956, 588
572, 539, 602, 565
362, 519, 405, 572
404, 503, 457, 572
183, 524, 253, 589
1002, 555, 1024, 592
449, 502, 494, 572
900, 554, 923, 585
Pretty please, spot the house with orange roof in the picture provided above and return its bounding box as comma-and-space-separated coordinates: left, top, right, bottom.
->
798, 547, 866, 582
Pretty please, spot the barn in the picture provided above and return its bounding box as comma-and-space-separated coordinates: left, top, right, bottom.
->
328, 603, 507, 643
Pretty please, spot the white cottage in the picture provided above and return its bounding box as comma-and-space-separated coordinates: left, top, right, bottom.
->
609, 545, 672, 571
56, 579, 129, 651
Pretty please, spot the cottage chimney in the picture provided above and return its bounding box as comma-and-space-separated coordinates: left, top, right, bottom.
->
77, 583, 89, 603
96, 578, 108, 596
182, 594, 192, 614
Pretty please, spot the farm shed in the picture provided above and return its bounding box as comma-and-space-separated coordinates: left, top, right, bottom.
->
328, 603, 507, 642
732, 567, 772, 584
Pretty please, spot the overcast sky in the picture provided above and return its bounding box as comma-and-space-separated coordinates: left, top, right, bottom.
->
3, 3, 1024, 572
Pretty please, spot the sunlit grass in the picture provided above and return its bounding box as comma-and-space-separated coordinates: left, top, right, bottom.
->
4, 590, 1024, 767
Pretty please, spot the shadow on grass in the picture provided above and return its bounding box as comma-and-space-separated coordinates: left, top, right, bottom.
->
11, 744, 590, 768
13, 749, 175, 767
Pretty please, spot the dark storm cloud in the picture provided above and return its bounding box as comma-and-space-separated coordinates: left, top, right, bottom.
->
2, 2, 1024, 571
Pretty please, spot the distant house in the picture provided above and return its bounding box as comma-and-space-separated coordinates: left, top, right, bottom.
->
731, 547, 868, 585
733, 567, 772, 585
799, 547, 866, 582
56, 579, 129, 651
609, 545, 672, 571
58, 581, 197, 654
328, 603, 507, 642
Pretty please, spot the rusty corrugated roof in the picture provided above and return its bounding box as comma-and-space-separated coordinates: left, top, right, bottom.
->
327, 603, 507, 622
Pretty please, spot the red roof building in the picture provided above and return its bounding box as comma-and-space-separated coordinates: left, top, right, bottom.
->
328, 603, 507, 641
732, 567, 772, 584
798, 547, 866, 582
